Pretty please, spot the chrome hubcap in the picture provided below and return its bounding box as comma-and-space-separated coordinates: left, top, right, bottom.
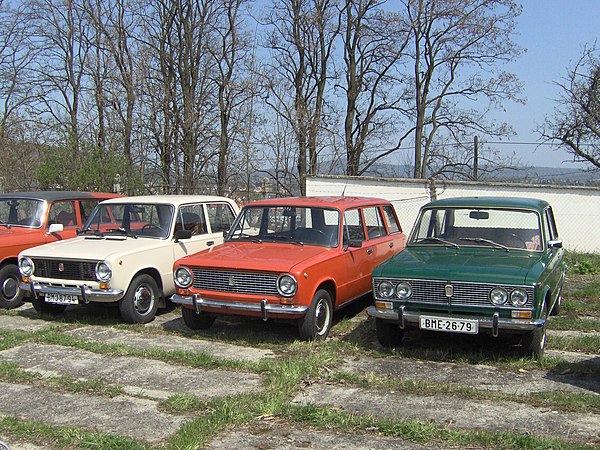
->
133, 284, 154, 315
315, 298, 330, 335
2, 276, 18, 299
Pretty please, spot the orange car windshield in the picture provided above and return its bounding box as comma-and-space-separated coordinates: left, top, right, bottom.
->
228, 205, 340, 248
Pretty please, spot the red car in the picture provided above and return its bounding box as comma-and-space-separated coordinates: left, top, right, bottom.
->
171, 196, 406, 339
0, 191, 122, 309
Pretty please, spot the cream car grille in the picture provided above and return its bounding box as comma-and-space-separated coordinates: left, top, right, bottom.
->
32, 258, 98, 282
191, 269, 279, 296
373, 278, 535, 308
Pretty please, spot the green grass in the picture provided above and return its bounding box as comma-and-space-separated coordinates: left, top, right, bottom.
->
0, 259, 599, 449
564, 251, 600, 275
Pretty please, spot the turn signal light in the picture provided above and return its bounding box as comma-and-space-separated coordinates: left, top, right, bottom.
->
99, 282, 110, 290
22, 276, 30, 283
176, 287, 189, 296
280, 297, 294, 305
375, 301, 393, 310
511, 310, 532, 320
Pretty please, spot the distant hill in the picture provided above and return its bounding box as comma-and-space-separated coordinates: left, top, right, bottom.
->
316, 160, 600, 186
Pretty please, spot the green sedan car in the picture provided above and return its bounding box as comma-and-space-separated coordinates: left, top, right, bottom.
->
367, 197, 566, 358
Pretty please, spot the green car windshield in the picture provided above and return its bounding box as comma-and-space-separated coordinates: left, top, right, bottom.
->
410, 207, 542, 251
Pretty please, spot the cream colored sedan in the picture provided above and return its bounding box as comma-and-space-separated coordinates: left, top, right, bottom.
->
19, 195, 239, 323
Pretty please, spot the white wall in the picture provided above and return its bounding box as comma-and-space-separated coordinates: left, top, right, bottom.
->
307, 175, 600, 253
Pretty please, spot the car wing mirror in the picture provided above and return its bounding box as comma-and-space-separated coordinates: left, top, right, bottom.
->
344, 239, 363, 250
48, 223, 64, 234
548, 239, 562, 249
174, 229, 192, 242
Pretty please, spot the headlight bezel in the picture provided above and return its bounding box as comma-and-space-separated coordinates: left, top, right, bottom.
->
277, 274, 297, 297
19, 257, 34, 277
95, 261, 113, 282
490, 287, 508, 305
174, 266, 193, 289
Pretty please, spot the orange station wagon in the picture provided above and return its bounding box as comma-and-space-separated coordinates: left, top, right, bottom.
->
171, 196, 407, 339
0, 191, 122, 309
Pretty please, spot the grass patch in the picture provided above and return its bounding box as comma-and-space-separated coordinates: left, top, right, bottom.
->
286, 404, 593, 450
547, 334, 600, 353
0, 416, 151, 449
564, 251, 600, 275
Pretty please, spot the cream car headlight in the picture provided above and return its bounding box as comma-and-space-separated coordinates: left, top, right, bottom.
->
490, 287, 508, 305
95, 261, 112, 282
396, 282, 412, 299
174, 266, 193, 288
277, 274, 297, 297
19, 257, 34, 277
378, 281, 395, 298
510, 289, 528, 307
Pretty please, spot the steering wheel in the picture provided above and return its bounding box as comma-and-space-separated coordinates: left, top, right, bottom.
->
496, 232, 526, 248
141, 224, 166, 235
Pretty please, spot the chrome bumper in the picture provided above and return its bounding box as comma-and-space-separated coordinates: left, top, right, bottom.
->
367, 305, 544, 337
19, 281, 124, 303
171, 293, 308, 321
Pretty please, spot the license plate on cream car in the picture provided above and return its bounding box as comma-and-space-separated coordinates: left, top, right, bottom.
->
420, 316, 478, 334
45, 293, 79, 305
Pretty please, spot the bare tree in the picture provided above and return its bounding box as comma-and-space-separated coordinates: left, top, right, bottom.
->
403, 0, 523, 179
340, 0, 410, 176
27, 0, 92, 159
210, 0, 256, 196
263, 0, 340, 195
539, 44, 600, 169
0, 0, 36, 141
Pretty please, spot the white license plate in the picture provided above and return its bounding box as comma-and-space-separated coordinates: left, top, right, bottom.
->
420, 316, 479, 334
45, 293, 79, 305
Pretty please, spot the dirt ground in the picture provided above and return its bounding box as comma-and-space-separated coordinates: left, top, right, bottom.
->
0, 304, 598, 449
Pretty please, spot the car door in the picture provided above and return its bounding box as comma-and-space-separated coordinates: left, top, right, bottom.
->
543, 207, 564, 303
363, 205, 405, 266
335, 207, 372, 304
172, 203, 216, 262
44, 201, 79, 242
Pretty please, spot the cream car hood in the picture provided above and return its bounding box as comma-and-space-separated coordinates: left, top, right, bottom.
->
20, 235, 170, 261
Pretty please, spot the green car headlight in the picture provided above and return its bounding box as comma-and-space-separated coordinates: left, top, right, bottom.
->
378, 281, 395, 298
396, 282, 412, 299
490, 287, 508, 305
510, 289, 528, 307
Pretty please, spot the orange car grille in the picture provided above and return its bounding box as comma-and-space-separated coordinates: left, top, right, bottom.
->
191, 269, 279, 296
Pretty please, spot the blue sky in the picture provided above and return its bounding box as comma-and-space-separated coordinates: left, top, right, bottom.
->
498, 1, 599, 168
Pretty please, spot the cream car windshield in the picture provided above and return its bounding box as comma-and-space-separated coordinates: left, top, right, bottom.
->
227, 205, 340, 247
410, 207, 542, 251
0, 198, 45, 228
81, 203, 174, 239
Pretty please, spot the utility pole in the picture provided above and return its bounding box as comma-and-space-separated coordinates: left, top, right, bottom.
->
473, 135, 479, 181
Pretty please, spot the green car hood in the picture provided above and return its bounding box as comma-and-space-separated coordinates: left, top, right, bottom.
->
374, 245, 544, 286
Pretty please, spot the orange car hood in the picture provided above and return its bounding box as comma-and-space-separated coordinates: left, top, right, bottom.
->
177, 241, 333, 273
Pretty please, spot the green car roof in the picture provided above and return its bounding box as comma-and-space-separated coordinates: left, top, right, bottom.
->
423, 196, 550, 212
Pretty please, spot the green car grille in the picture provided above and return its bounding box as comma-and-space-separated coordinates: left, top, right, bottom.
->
373, 278, 534, 308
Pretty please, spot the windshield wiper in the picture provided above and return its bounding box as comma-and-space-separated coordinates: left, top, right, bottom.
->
414, 237, 459, 248
267, 235, 304, 246
229, 233, 262, 243
79, 227, 104, 237
0, 219, 11, 229
106, 227, 138, 239
460, 237, 509, 251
